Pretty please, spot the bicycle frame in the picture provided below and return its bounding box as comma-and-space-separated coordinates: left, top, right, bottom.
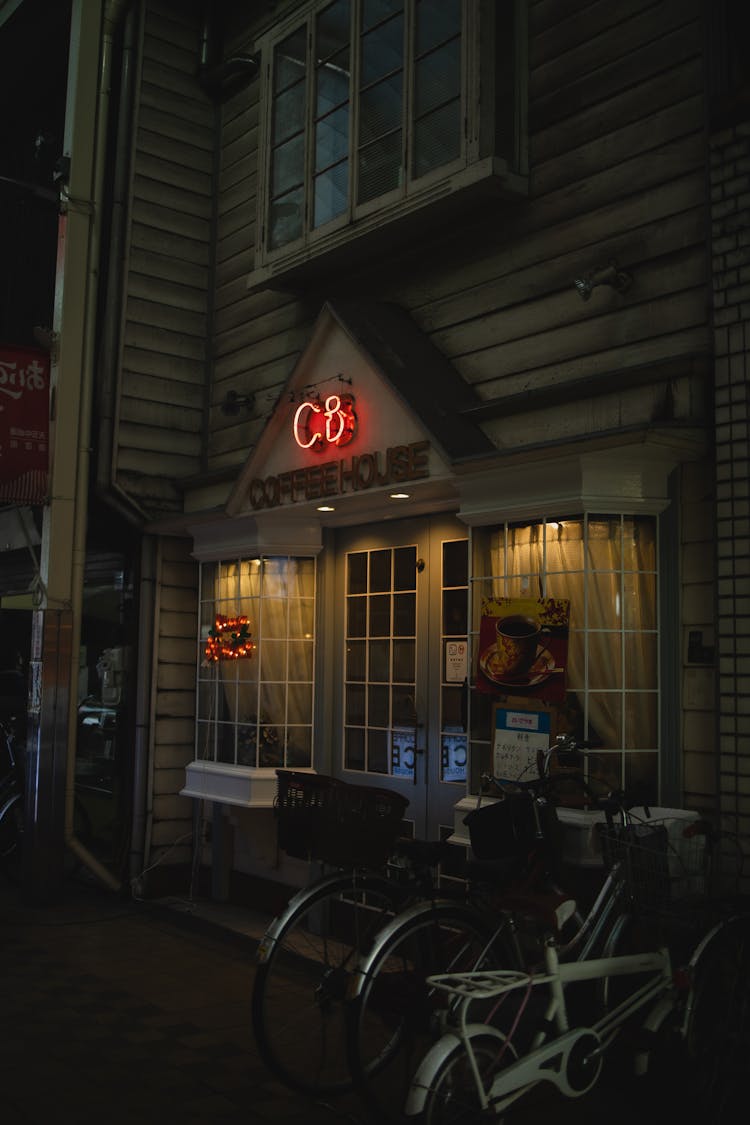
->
406, 939, 674, 1116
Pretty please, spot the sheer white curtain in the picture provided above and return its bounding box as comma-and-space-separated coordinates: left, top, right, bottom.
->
208, 557, 315, 767
490, 517, 656, 763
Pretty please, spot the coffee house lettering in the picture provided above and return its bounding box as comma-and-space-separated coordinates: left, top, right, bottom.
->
248, 441, 431, 511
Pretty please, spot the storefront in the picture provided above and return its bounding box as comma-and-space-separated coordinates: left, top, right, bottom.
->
180, 301, 704, 892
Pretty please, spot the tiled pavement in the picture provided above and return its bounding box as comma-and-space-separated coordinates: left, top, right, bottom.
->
0, 873, 730, 1125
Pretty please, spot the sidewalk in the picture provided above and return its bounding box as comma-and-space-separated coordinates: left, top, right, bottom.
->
0, 873, 710, 1125
0, 875, 364, 1125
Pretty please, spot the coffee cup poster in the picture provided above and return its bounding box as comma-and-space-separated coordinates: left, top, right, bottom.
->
476, 596, 570, 703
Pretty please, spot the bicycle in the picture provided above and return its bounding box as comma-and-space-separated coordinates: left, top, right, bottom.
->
252, 755, 580, 1099
344, 736, 638, 1122
252, 768, 453, 1095
404, 810, 749, 1124
0, 716, 94, 884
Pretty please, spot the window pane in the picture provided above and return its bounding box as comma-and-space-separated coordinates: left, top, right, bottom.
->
288, 640, 313, 681
443, 539, 467, 587
368, 729, 388, 773
363, 0, 403, 33
261, 639, 286, 680
443, 587, 467, 635
347, 596, 367, 637
414, 38, 460, 118
346, 683, 366, 724
346, 726, 366, 769
393, 546, 416, 590
314, 161, 348, 227
347, 640, 366, 681
413, 99, 461, 177
348, 551, 368, 594
315, 105, 349, 171
587, 633, 622, 689
624, 632, 657, 689
393, 638, 414, 682
369, 593, 391, 636
272, 134, 305, 196
317, 0, 350, 59
369, 683, 389, 725
392, 685, 415, 726
369, 638, 390, 681
360, 13, 403, 86
317, 61, 350, 116
370, 548, 392, 592
273, 84, 305, 146
286, 728, 312, 768
274, 29, 306, 92
289, 598, 314, 637
358, 130, 402, 202
415, 0, 461, 55
269, 190, 303, 249
393, 591, 415, 635
360, 73, 402, 141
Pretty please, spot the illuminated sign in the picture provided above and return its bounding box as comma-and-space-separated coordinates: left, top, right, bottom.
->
248, 440, 430, 511
0, 344, 50, 505
293, 393, 357, 451
204, 615, 255, 662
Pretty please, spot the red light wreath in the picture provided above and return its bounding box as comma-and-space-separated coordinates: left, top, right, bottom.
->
293, 393, 357, 452
204, 615, 255, 661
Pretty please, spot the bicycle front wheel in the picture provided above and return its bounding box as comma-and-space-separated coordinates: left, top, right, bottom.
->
348, 900, 516, 1122
251, 870, 400, 1095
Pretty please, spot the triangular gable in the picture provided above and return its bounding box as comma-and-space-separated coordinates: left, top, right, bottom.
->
226, 301, 492, 519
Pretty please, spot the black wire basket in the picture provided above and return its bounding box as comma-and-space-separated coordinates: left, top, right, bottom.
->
275, 770, 410, 868
597, 819, 708, 911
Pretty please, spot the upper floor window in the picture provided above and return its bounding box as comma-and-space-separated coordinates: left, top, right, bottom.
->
253, 0, 527, 287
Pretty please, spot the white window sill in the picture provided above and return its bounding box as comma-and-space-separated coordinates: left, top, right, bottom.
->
180, 760, 299, 808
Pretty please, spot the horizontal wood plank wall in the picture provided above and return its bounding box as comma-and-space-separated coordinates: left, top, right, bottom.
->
148, 535, 199, 877
116, 0, 213, 517
206, 0, 710, 472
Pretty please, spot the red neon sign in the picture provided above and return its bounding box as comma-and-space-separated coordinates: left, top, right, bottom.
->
293, 393, 357, 452
204, 615, 255, 662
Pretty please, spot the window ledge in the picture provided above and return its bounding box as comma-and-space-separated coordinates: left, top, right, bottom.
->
180, 760, 294, 808
248, 157, 528, 295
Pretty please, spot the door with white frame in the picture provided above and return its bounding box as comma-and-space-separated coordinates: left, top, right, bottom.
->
332, 515, 469, 843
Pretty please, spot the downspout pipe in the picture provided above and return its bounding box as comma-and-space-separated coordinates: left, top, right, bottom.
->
64, 0, 132, 893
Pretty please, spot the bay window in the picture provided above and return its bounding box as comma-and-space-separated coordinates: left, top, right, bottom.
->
253, 0, 527, 287
471, 515, 660, 800
196, 556, 316, 771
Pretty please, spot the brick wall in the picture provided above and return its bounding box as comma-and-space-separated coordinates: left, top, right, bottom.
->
710, 121, 750, 887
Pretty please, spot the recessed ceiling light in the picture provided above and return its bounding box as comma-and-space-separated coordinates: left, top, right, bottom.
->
317, 504, 335, 512
390, 492, 410, 500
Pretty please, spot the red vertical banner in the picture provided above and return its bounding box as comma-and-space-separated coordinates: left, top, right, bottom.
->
0, 345, 50, 505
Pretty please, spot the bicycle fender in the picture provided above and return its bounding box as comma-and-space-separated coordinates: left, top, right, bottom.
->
405, 1025, 506, 1116
350, 898, 485, 997
256, 871, 393, 962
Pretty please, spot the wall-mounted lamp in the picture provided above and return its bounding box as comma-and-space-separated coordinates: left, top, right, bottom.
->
220, 389, 255, 416
573, 261, 632, 302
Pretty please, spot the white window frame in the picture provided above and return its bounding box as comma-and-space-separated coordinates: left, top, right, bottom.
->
250, 0, 528, 289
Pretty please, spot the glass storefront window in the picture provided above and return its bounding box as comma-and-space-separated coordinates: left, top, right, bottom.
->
196, 556, 316, 769
471, 514, 658, 799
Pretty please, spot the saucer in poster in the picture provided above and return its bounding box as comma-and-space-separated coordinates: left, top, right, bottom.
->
479, 644, 557, 689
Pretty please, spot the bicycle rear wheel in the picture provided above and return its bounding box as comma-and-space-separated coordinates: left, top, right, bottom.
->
419, 1033, 504, 1125
347, 900, 516, 1123
687, 912, 750, 1122
0, 791, 24, 883
251, 870, 400, 1094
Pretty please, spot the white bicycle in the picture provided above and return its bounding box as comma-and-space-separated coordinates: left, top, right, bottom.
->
405, 817, 750, 1123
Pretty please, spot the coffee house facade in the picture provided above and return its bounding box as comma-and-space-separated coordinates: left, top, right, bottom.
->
8, 0, 746, 898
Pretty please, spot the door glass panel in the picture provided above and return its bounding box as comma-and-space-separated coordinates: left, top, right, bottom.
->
348, 551, 368, 593
369, 638, 390, 681
393, 591, 415, 634
369, 593, 391, 635
370, 548, 392, 591
393, 546, 416, 589
440, 538, 468, 784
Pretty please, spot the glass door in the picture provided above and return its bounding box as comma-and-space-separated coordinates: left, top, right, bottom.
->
333, 515, 468, 843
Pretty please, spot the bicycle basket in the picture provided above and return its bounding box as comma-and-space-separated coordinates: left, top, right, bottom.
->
275, 770, 409, 868
598, 818, 708, 909
463, 794, 558, 862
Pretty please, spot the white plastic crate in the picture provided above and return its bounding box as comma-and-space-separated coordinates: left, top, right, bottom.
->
557, 805, 702, 872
